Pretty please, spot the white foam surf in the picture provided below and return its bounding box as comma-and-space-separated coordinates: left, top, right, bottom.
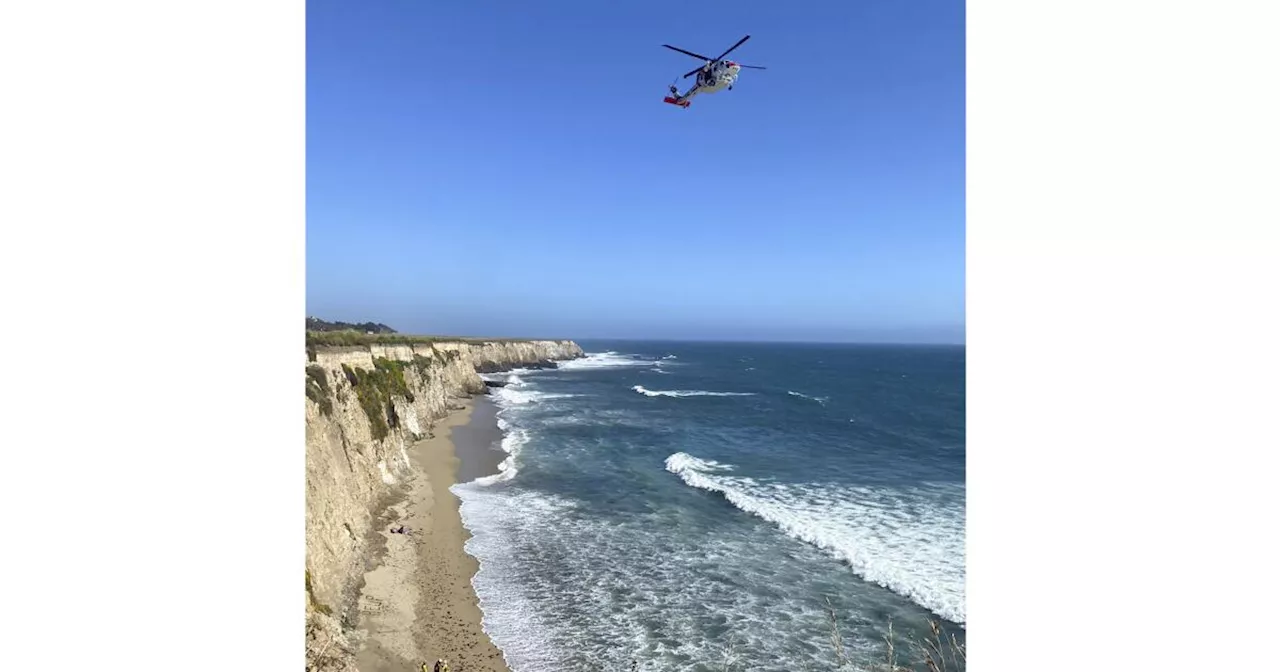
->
467, 371, 574, 487
454, 347, 965, 669
452, 487, 582, 669
470, 421, 529, 486
453, 483, 889, 671
491, 385, 579, 406
556, 351, 652, 370
787, 390, 829, 405
665, 452, 966, 625
632, 385, 755, 398
663, 452, 734, 473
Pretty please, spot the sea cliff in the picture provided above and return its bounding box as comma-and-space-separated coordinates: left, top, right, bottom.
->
304, 338, 584, 671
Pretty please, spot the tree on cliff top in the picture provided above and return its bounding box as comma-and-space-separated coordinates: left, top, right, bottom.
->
306, 316, 397, 334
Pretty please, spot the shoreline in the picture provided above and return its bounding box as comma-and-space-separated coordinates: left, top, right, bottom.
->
353, 395, 512, 672
452, 395, 507, 485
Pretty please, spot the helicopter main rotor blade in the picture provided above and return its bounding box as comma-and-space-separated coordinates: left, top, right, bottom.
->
712, 35, 751, 62
662, 44, 713, 61
675, 36, 754, 78
684, 63, 765, 79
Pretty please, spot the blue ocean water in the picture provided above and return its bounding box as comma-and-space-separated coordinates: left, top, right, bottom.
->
452, 341, 965, 671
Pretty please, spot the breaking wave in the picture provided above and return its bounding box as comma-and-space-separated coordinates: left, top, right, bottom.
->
664, 452, 966, 625
489, 375, 579, 406
469, 418, 529, 486
455, 345, 965, 669
456, 468, 886, 671
632, 385, 755, 398
787, 391, 829, 405
466, 369, 565, 487
557, 351, 651, 370
663, 452, 734, 473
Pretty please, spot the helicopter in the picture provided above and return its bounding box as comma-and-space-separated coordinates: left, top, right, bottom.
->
661, 34, 767, 109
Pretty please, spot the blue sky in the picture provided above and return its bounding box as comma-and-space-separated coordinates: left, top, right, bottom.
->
306, 0, 964, 343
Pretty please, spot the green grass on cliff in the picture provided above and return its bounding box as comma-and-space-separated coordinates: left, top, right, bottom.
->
304, 570, 332, 616
340, 358, 419, 441
305, 366, 334, 417
306, 329, 548, 348
374, 358, 414, 400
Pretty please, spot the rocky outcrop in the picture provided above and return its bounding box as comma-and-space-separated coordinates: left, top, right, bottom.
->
474, 360, 556, 374
304, 339, 583, 670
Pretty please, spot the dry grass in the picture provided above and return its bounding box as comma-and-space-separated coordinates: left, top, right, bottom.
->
619, 603, 964, 672
719, 633, 743, 672
822, 600, 966, 672
305, 572, 354, 672
305, 614, 354, 672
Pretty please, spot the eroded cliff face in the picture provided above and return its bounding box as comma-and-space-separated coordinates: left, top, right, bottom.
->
304, 339, 583, 670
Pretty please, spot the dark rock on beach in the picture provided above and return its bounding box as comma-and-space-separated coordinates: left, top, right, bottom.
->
473, 360, 559, 374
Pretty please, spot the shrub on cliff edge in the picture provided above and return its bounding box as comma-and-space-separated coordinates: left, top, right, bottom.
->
306, 329, 537, 348
373, 358, 414, 401
339, 358, 419, 441
305, 366, 334, 417
412, 354, 435, 381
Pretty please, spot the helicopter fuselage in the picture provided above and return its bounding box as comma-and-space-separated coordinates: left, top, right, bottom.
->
696, 61, 741, 94
661, 35, 763, 108
667, 62, 740, 106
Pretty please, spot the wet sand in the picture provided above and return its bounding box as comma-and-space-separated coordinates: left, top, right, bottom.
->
453, 395, 506, 485
354, 397, 512, 672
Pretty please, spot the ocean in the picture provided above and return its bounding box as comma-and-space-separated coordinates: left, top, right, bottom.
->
452, 341, 966, 671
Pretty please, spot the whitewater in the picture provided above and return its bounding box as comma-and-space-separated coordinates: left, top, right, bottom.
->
454, 343, 966, 670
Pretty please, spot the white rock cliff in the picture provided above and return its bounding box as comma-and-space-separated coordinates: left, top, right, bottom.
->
304, 339, 583, 670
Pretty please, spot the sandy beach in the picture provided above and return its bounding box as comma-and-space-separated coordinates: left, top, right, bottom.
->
354, 397, 511, 672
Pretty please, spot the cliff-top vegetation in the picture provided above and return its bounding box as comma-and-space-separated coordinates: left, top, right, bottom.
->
306, 316, 397, 334
305, 315, 567, 349
306, 329, 549, 348
339, 358, 416, 441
